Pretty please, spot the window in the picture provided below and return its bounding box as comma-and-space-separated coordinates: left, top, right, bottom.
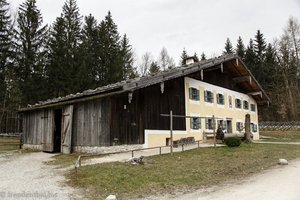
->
229, 96, 232, 108
190, 117, 201, 129
243, 100, 249, 110
217, 93, 224, 105
189, 87, 199, 101
205, 118, 214, 130
235, 98, 242, 108
217, 120, 227, 130
251, 104, 256, 112
236, 122, 243, 131
251, 123, 258, 132
204, 90, 214, 103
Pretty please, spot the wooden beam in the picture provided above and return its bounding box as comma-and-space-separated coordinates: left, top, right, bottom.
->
233, 76, 251, 83
200, 69, 204, 80
221, 63, 224, 72
247, 91, 263, 98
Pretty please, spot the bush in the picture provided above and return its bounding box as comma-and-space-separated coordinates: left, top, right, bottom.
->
224, 136, 241, 147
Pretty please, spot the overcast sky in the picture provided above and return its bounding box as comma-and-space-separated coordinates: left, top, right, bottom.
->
8, 0, 300, 65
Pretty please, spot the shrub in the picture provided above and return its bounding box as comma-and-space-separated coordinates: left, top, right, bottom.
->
224, 136, 241, 147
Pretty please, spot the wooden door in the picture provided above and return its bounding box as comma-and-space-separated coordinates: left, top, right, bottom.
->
61, 105, 73, 154
42, 110, 55, 152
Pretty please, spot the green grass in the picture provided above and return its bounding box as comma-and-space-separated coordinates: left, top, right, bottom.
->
260, 131, 300, 142
0, 137, 20, 152
67, 143, 300, 199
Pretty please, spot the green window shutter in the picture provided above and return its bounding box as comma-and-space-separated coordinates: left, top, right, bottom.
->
189, 88, 192, 99
196, 89, 200, 100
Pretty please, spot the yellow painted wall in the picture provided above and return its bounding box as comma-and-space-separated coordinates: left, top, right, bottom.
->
144, 77, 260, 147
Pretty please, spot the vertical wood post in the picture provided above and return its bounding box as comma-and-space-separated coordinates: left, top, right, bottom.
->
245, 114, 251, 143
170, 110, 173, 155
213, 115, 216, 148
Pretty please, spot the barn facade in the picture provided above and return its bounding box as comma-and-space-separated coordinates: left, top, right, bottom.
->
19, 54, 270, 153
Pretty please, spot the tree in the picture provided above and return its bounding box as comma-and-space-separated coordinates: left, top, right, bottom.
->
223, 38, 233, 54
180, 48, 188, 65
148, 61, 160, 75
79, 14, 100, 88
14, 0, 48, 105
254, 30, 267, 63
200, 52, 206, 61
236, 36, 245, 59
139, 52, 153, 76
0, 0, 13, 132
120, 34, 136, 79
47, 0, 82, 97
193, 52, 199, 62
158, 47, 175, 70
98, 11, 123, 85
244, 39, 256, 74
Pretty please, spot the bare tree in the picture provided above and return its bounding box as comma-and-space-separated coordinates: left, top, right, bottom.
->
139, 52, 153, 76
158, 47, 175, 70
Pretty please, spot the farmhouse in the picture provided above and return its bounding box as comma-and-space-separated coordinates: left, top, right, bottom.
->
19, 54, 270, 154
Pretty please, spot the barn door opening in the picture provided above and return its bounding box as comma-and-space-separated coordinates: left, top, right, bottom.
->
54, 109, 62, 153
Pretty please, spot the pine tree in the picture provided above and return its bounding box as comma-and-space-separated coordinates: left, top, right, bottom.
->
47, 17, 68, 98
200, 52, 206, 61
47, 0, 82, 97
15, 0, 48, 105
223, 38, 233, 54
148, 61, 160, 75
80, 14, 100, 88
236, 36, 245, 60
244, 39, 256, 74
180, 48, 188, 65
0, 0, 12, 130
98, 11, 122, 85
120, 34, 136, 79
193, 52, 199, 62
254, 30, 267, 63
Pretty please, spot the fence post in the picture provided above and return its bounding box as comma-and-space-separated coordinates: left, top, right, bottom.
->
132, 150, 134, 158
159, 147, 161, 155
182, 144, 184, 152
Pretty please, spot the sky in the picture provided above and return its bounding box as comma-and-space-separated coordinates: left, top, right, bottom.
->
8, 0, 300, 65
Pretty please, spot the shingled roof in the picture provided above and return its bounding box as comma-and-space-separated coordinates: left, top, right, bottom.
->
19, 54, 270, 112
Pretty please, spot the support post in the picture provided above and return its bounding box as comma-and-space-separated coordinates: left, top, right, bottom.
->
244, 114, 251, 143
170, 110, 173, 155
213, 115, 216, 148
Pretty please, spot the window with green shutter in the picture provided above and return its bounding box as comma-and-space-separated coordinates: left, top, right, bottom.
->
189, 87, 199, 101
217, 93, 224, 105
190, 117, 201, 129
204, 90, 214, 103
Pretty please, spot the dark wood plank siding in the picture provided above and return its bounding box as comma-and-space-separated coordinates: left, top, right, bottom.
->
110, 77, 186, 145
72, 97, 111, 146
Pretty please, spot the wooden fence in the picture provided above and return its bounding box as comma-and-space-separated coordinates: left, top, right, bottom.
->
259, 121, 300, 131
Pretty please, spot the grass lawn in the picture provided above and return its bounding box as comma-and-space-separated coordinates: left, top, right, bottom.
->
67, 143, 300, 199
260, 130, 300, 142
0, 137, 20, 152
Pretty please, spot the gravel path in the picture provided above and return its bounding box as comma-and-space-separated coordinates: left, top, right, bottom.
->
145, 159, 300, 200
0, 152, 79, 200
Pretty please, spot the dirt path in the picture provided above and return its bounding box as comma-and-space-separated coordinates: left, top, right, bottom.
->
145, 159, 300, 200
0, 152, 79, 200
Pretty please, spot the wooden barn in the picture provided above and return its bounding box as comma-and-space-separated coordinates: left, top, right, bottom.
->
19, 54, 270, 153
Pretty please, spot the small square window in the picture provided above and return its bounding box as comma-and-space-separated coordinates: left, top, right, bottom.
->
243, 100, 249, 110
250, 104, 256, 112
235, 98, 242, 109
204, 90, 214, 103
217, 93, 224, 105
205, 118, 214, 130
190, 117, 201, 129
251, 123, 258, 132
236, 122, 243, 131
189, 87, 199, 101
